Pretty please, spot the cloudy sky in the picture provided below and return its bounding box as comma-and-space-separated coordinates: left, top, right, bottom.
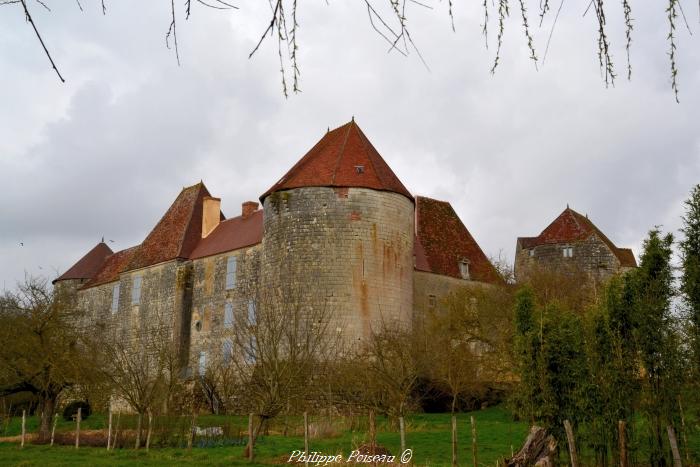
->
1, 1, 699, 290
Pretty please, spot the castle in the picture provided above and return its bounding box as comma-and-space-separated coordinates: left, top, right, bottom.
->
53, 120, 504, 373
514, 206, 637, 282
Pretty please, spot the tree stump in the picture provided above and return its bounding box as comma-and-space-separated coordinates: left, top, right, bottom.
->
505, 426, 557, 467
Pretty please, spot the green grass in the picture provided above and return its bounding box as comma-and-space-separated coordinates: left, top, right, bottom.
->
0, 407, 528, 466
2, 406, 700, 466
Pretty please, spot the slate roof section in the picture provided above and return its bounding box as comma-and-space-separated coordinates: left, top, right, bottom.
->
415, 196, 503, 284
81, 246, 139, 289
517, 207, 637, 268
260, 120, 413, 202
53, 242, 113, 283
126, 182, 220, 271
190, 209, 264, 259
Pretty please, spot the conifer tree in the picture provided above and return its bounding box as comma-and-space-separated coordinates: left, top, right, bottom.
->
633, 228, 681, 466
680, 184, 700, 378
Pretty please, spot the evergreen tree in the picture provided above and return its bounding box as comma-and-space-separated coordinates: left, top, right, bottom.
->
634, 228, 680, 466
680, 184, 700, 377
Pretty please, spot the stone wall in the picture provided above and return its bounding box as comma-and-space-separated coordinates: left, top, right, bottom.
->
413, 270, 489, 319
188, 245, 261, 369
514, 234, 622, 282
261, 187, 414, 345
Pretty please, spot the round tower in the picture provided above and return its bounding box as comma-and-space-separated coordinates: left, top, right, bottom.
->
260, 121, 414, 344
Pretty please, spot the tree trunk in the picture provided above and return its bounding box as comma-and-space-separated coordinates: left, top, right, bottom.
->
38, 395, 56, 440
506, 426, 557, 467
135, 412, 143, 449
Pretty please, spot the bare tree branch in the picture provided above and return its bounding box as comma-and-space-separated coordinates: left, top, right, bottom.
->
19, 0, 65, 82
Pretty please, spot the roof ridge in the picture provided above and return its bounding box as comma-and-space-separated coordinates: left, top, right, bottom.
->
331, 122, 353, 185
354, 123, 384, 188
176, 183, 208, 258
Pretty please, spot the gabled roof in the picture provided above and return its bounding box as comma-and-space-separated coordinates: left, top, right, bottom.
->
190, 210, 263, 259
260, 120, 413, 202
126, 182, 220, 271
53, 242, 113, 283
415, 196, 503, 284
81, 246, 139, 289
517, 207, 637, 268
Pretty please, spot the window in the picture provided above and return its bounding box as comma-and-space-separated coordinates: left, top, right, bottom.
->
458, 259, 470, 280
562, 246, 574, 258
428, 294, 437, 309
247, 300, 257, 325
225, 256, 237, 290
529, 249, 535, 257
222, 339, 233, 364
224, 303, 234, 329
111, 283, 120, 314
198, 351, 207, 375
131, 275, 142, 305
244, 336, 257, 364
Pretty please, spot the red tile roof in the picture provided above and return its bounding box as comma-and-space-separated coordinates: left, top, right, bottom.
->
260, 120, 413, 202
517, 207, 637, 268
126, 182, 218, 271
81, 246, 139, 289
415, 196, 503, 284
53, 242, 113, 283
190, 209, 263, 259
414, 235, 432, 272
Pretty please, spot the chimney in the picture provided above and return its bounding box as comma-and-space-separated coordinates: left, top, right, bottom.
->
202, 196, 221, 238
242, 201, 259, 220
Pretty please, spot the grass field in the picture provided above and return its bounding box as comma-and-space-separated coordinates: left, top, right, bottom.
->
0, 406, 528, 466
1, 406, 699, 466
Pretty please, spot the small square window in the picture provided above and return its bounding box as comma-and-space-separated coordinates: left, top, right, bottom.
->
428, 294, 437, 309
562, 246, 574, 258
529, 249, 535, 257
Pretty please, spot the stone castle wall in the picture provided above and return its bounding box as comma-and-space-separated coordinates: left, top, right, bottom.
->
261, 187, 414, 344
188, 245, 260, 368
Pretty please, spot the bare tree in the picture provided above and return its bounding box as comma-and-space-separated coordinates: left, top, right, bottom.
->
0, 276, 94, 440
1, 1, 693, 99
95, 310, 184, 448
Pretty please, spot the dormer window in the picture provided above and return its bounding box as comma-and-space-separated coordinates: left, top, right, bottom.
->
354, 165, 365, 174
562, 246, 574, 258
458, 259, 471, 280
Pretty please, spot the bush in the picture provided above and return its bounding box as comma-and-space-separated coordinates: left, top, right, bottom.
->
62, 400, 91, 421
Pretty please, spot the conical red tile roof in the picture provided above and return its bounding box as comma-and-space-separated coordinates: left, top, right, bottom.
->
260, 120, 412, 202
54, 242, 113, 283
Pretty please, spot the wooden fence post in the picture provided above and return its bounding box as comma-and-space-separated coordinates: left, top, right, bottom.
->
667, 426, 682, 467
451, 415, 457, 467
75, 407, 81, 449
107, 409, 112, 450
50, 413, 58, 447
618, 420, 627, 467
146, 410, 153, 451
187, 411, 196, 451
563, 419, 578, 467
679, 396, 690, 463
369, 410, 376, 452
471, 416, 478, 467
399, 416, 406, 454
304, 411, 310, 467
21, 410, 26, 448
248, 413, 254, 461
